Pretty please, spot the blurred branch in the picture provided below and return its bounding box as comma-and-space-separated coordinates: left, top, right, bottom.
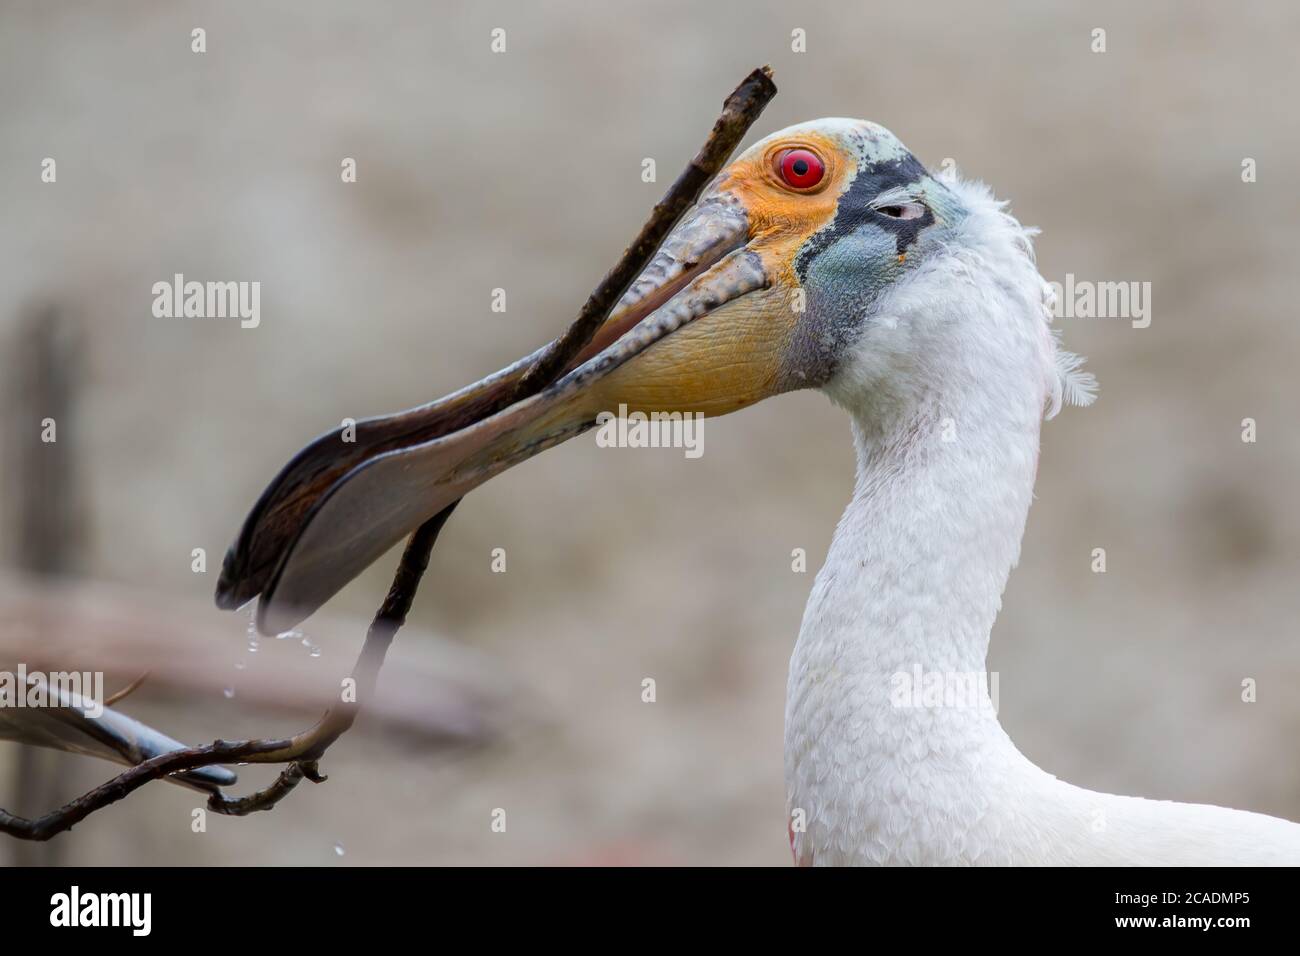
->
0, 511, 447, 840
0, 65, 777, 842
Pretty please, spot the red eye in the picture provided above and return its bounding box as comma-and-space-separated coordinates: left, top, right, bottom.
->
778, 148, 825, 189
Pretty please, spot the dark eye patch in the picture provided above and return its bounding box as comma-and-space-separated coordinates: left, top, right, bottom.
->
794, 153, 935, 281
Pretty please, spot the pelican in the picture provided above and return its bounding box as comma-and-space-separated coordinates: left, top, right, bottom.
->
217, 118, 1300, 865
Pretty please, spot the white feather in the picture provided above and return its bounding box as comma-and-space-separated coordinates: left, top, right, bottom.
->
785, 171, 1299, 865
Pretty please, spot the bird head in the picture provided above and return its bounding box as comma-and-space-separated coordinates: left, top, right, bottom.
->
218, 118, 1093, 634
540, 118, 973, 417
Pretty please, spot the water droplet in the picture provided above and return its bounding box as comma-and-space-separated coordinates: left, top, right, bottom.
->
309, 646, 322, 659
247, 637, 259, 654
333, 843, 345, 857
234, 660, 247, 671
276, 628, 303, 642
222, 687, 236, 699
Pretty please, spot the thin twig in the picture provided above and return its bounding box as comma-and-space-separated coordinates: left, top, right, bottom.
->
0, 508, 453, 840
207, 761, 320, 816
103, 670, 150, 708
0, 511, 451, 841
513, 65, 775, 400
0, 737, 293, 840
0, 65, 777, 842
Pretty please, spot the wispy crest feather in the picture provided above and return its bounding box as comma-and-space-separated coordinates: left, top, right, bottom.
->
942, 167, 1098, 419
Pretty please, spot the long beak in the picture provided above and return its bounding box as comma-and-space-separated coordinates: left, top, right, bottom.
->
219, 188, 790, 635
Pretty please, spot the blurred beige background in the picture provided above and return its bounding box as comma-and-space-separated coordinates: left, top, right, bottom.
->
1, 0, 1298, 865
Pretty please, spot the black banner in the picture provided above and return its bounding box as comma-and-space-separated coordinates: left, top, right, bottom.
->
0, 866, 1286, 941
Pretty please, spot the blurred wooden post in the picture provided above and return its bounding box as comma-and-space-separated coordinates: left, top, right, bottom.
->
5, 305, 82, 865
15, 306, 81, 576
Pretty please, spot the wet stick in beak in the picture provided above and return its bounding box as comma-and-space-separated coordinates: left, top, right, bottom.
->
261, 244, 770, 633
218, 67, 778, 634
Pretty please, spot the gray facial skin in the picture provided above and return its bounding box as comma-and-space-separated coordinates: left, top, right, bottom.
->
781, 152, 968, 391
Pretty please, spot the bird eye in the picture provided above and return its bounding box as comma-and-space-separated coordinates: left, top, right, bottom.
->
777, 148, 825, 190
873, 201, 927, 220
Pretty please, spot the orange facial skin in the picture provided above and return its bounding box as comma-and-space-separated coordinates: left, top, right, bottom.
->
717, 129, 855, 287
584, 130, 857, 419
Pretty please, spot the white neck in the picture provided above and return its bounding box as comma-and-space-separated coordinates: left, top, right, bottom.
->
784, 359, 1046, 864
840, 383, 1041, 675
784, 337, 1300, 866
780, 176, 1300, 864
